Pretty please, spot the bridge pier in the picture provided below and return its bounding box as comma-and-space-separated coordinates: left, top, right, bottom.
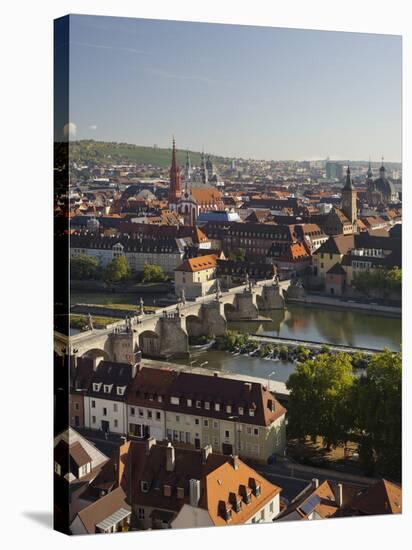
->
226, 291, 259, 321
199, 301, 227, 337
258, 283, 285, 310
158, 312, 189, 359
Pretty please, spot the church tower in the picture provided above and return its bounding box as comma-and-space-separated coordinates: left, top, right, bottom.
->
169, 138, 182, 203
341, 166, 357, 227
200, 151, 208, 184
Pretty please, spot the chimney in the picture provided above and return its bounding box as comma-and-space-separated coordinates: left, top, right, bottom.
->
145, 436, 156, 455
312, 478, 319, 489
231, 455, 240, 470
166, 442, 175, 472
201, 444, 212, 464
189, 479, 201, 507
336, 483, 343, 508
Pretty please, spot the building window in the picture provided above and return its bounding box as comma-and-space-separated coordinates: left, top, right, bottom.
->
205, 402, 210, 410
215, 403, 220, 412
187, 398, 192, 407
113, 403, 118, 412
225, 430, 230, 439
141, 481, 149, 493
249, 409, 255, 417
204, 419, 209, 428
74, 402, 80, 411
138, 508, 145, 520
130, 407, 135, 416
185, 432, 191, 444
54, 461, 61, 476
114, 419, 118, 428
147, 410, 152, 419
196, 400, 202, 408
92, 383, 100, 392
92, 416, 96, 424
171, 396, 180, 405
176, 415, 180, 422
238, 407, 244, 415
226, 405, 232, 414
166, 429, 172, 440
254, 427, 259, 436
156, 411, 161, 421
195, 418, 199, 425
103, 408, 107, 416
173, 430, 179, 441
213, 420, 219, 429
269, 501, 274, 514
139, 409, 144, 417
91, 400, 96, 409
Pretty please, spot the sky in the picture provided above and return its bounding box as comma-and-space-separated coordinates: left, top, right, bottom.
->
63, 15, 402, 162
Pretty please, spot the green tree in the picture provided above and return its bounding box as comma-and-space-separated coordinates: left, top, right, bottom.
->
70, 255, 100, 280
286, 352, 355, 448
104, 255, 130, 284
227, 248, 246, 262
352, 349, 401, 479
352, 268, 402, 297
142, 263, 167, 283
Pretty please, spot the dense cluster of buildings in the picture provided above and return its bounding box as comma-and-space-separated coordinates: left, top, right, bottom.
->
64, 140, 401, 301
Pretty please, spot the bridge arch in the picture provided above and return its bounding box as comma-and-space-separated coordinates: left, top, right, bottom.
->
139, 330, 160, 357
81, 348, 111, 361
185, 314, 203, 338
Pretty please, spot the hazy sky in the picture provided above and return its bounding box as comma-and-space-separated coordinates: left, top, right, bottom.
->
66, 15, 402, 162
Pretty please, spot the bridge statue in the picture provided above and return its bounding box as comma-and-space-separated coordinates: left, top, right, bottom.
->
87, 313, 93, 331
215, 279, 222, 301
244, 272, 249, 292
181, 288, 186, 306
139, 297, 144, 316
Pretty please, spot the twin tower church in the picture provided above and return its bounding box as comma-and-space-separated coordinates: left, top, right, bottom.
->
168, 139, 224, 225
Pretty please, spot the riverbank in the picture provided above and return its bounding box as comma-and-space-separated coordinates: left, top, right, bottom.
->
287, 294, 401, 318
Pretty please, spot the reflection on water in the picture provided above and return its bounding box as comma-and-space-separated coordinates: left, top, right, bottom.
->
229, 305, 401, 352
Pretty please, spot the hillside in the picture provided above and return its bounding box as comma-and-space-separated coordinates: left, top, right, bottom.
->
69, 140, 228, 168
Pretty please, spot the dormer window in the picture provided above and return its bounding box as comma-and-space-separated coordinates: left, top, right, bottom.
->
187, 398, 192, 407
141, 480, 149, 493
164, 484, 172, 497
177, 487, 185, 499
226, 405, 232, 414
158, 395, 163, 403
215, 403, 220, 412
196, 400, 202, 408
103, 384, 113, 394
249, 409, 255, 417
171, 396, 180, 405
54, 461, 61, 476
205, 402, 210, 410
92, 383, 101, 392
238, 407, 244, 415
117, 386, 126, 396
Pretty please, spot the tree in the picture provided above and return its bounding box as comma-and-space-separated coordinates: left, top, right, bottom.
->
352, 267, 402, 297
352, 349, 401, 479
104, 255, 130, 284
70, 255, 100, 280
286, 352, 355, 448
227, 248, 246, 262
142, 263, 167, 283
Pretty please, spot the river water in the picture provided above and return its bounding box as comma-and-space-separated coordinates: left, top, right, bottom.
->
187, 305, 401, 383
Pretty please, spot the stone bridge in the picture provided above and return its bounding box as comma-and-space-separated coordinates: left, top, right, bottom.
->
55, 280, 289, 362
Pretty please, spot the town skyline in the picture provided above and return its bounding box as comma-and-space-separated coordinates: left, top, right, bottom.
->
65, 15, 402, 162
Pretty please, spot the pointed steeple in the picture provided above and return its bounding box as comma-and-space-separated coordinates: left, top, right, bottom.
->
367, 158, 373, 179
379, 156, 386, 178
169, 137, 181, 203
344, 165, 354, 190
200, 149, 208, 184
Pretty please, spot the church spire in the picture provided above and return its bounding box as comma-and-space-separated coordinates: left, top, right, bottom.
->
367, 158, 373, 179
344, 165, 354, 190
169, 137, 181, 203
